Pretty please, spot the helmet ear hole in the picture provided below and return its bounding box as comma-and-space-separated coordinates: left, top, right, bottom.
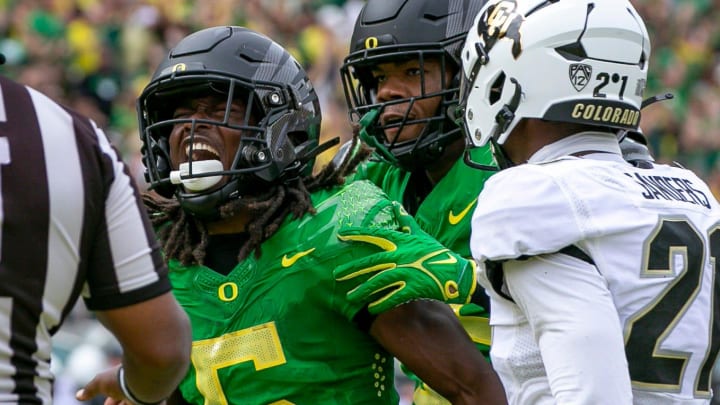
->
289, 129, 308, 143
489, 72, 506, 105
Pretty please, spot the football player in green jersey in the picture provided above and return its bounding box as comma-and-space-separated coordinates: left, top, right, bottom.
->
336, 0, 497, 403
137, 26, 506, 405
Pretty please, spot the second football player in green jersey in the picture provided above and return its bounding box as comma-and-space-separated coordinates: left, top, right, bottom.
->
337, 1, 498, 403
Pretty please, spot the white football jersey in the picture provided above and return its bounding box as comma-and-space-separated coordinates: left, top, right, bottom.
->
471, 134, 720, 404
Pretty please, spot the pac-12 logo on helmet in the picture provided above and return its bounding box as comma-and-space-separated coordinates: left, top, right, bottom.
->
569, 64, 592, 92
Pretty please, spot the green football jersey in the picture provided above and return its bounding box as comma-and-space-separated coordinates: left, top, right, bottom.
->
355, 147, 494, 257
353, 146, 496, 350
168, 180, 404, 405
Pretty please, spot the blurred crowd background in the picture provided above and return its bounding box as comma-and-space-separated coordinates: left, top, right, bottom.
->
1, 0, 719, 403
0, 0, 366, 188
2, 0, 720, 186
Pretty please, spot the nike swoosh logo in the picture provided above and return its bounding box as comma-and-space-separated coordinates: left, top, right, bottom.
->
448, 198, 478, 225
281, 248, 316, 268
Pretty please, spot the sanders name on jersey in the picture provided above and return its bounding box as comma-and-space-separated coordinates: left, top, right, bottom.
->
625, 172, 711, 208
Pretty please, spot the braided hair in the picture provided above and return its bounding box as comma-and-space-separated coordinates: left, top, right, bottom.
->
143, 130, 372, 266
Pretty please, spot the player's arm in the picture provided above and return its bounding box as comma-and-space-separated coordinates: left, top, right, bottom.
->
77, 293, 192, 404
370, 300, 507, 404
501, 254, 633, 403
75, 128, 192, 404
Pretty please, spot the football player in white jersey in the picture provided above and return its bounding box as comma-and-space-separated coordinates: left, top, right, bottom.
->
459, 0, 720, 403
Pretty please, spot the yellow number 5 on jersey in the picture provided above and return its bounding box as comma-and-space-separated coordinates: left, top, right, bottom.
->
191, 322, 289, 405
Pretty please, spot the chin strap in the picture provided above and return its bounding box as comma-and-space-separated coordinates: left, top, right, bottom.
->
175, 136, 341, 220
492, 77, 522, 142
464, 78, 522, 172
357, 109, 398, 164
618, 92, 675, 144
177, 178, 243, 221
490, 141, 517, 170
295, 136, 340, 168
641, 92, 674, 109
463, 147, 500, 172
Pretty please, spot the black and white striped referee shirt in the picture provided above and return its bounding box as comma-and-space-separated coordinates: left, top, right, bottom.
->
0, 74, 171, 403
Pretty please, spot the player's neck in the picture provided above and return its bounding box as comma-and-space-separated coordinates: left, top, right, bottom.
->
504, 119, 577, 163
425, 137, 464, 185
206, 212, 250, 235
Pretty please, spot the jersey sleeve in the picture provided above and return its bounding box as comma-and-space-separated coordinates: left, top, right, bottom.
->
81, 119, 170, 310
469, 164, 586, 263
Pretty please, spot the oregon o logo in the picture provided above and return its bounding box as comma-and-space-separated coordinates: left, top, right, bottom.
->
364, 37, 379, 49
218, 282, 238, 302
172, 63, 187, 72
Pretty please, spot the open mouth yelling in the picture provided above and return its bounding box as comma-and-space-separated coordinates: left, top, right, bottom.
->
185, 142, 221, 161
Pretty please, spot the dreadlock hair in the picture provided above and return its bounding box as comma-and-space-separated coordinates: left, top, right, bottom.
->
143, 131, 373, 267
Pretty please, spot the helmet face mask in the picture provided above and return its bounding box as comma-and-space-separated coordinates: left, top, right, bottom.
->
340, 0, 485, 171
460, 0, 650, 149
138, 26, 323, 218
342, 50, 458, 167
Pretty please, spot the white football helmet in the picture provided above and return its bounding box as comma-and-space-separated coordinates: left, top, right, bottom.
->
459, 0, 650, 148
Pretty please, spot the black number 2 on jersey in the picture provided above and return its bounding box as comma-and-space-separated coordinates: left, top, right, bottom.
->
625, 218, 720, 397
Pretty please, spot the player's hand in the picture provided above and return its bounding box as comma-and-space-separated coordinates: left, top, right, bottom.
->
75, 365, 127, 404
335, 202, 477, 314
75, 365, 167, 405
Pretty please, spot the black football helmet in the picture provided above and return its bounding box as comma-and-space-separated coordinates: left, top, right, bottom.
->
138, 26, 329, 219
340, 0, 485, 171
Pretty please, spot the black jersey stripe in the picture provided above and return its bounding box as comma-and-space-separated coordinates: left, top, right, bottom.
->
53, 109, 103, 333
73, 109, 120, 305
0, 76, 49, 403
558, 245, 595, 265
81, 122, 170, 311
487, 244, 595, 302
